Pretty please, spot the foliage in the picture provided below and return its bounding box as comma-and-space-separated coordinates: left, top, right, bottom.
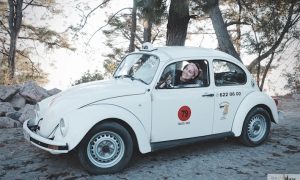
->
0, 52, 48, 85
284, 52, 300, 93
137, 0, 167, 25
100, 1, 167, 77
0, 0, 74, 82
72, 70, 104, 86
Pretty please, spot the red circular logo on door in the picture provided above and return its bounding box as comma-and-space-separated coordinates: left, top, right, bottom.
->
178, 106, 191, 121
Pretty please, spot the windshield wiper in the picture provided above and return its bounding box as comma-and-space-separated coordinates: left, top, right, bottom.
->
115, 75, 147, 84
114, 75, 132, 79
131, 77, 147, 84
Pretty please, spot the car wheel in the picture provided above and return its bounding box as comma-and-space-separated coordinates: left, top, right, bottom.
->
78, 122, 133, 174
239, 107, 271, 147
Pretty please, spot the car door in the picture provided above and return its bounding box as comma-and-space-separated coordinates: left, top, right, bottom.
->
212, 59, 253, 134
150, 59, 215, 143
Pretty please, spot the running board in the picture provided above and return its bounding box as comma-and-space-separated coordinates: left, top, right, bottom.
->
150, 132, 234, 152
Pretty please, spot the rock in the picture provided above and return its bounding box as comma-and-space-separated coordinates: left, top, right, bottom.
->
19, 104, 36, 123
9, 93, 26, 110
19, 81, 49, 103
0, 169, 6, 177
0, 85, 19, 101
0, 117, 21, 128
292, 93, 300, 100
47, 88, 61, 96
0, 102, 15, 116
6, 111, 22, 121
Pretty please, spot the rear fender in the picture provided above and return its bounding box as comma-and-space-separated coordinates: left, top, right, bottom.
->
231, 91, 278, 137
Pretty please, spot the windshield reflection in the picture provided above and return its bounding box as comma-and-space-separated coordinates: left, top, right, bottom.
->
114, 54, 160, 85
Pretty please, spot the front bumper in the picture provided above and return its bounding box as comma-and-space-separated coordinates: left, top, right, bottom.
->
23, 119, 69, 154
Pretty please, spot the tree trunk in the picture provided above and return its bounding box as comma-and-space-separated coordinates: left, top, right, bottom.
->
205, 0, 241, 62
256, 60, 261, 87
8, 38, 17, 79
143, 18, 152, 43
166, 0, 189, 46
236, 0, 242, 55
259, 52, 275, 91
129, 0, 137, 52
8, 0, 23, 79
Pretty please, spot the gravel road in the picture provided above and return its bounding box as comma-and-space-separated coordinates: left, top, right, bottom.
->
0, 97, 299, 180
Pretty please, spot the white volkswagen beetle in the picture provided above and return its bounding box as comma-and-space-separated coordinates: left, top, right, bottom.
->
23, 43, 279, 174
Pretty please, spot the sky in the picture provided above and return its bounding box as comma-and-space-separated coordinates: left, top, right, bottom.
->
23, 0, 299, 95
25, 0, 133, 90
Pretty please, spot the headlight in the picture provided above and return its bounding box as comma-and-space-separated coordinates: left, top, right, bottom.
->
60, 118, 68, 137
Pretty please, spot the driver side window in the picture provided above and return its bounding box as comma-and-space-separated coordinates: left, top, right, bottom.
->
156, 60, 209, 89
213, 59, 247, 86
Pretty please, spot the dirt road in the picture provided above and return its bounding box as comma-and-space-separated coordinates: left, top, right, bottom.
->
0, 97, 299, 180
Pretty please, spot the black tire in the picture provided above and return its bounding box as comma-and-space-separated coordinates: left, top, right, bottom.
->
78, 122, 133, 174
239, 107, 271, 147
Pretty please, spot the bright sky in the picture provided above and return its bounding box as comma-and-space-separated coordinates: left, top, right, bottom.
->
25, 0, 133, 90
24, 0, 298, 95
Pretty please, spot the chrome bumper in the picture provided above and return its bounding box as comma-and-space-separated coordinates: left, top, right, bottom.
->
23, 119, 69, 154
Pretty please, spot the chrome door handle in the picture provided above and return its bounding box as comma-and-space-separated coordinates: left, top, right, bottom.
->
202, 93, 214, 97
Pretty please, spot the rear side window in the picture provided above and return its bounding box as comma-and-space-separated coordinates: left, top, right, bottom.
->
213, 59, 247, 86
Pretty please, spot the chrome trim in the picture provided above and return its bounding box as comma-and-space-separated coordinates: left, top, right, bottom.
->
23, 119, 68, 153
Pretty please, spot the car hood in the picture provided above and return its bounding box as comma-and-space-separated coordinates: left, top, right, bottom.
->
47, 78, 147, 112
37, 79, 147, 137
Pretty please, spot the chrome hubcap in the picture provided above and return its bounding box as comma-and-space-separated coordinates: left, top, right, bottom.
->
87, 131, 125, 168
247, 114, 267, 142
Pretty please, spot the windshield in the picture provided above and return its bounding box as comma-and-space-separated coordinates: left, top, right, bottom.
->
114, 54, 160, 85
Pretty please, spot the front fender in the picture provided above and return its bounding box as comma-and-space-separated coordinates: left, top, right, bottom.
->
231, 91, 278, 137
55, 104, 151, 153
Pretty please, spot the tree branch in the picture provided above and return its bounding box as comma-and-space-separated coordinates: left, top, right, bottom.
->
0, 49, 9, 56
248, 1, 297, 71
151, 29, 161, 43
18, 36, 66, 49
78, 0, 110, 30
22, 0, 34, 11
22, 2, 49, 8
0, 20, 11, 35
260, 52, 276, 90
134, 32, 143, 44
16, 50, 40, 75
225, 21, 250, 27
87, 7, 132, 45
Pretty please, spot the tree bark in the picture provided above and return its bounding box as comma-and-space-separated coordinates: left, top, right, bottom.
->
129, 0, 137, 52
8, 0, 23, 79
259, 52, 275, 91
166, 0, 189, 46
205, 0, 241, 62
143, 18, 152, 43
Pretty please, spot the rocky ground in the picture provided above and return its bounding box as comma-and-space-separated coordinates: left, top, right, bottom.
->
0, 97, 299, 180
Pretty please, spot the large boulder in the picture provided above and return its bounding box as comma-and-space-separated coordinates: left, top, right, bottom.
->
6, 111, 22, 121
0, 102, 15, 116
47, 88, 61, 96
0, 85, 19, 101
0, 117, 21, 128
19, 81, 49, 103
9, 93, 26, 110
19, 104, 35, 123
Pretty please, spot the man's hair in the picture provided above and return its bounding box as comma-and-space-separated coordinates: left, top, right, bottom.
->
183, 63, 200, 79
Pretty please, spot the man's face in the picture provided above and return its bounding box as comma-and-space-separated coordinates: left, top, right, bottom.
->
182, 64, 197, 80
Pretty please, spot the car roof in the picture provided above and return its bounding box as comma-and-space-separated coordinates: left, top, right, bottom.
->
141, 46, 240, 64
